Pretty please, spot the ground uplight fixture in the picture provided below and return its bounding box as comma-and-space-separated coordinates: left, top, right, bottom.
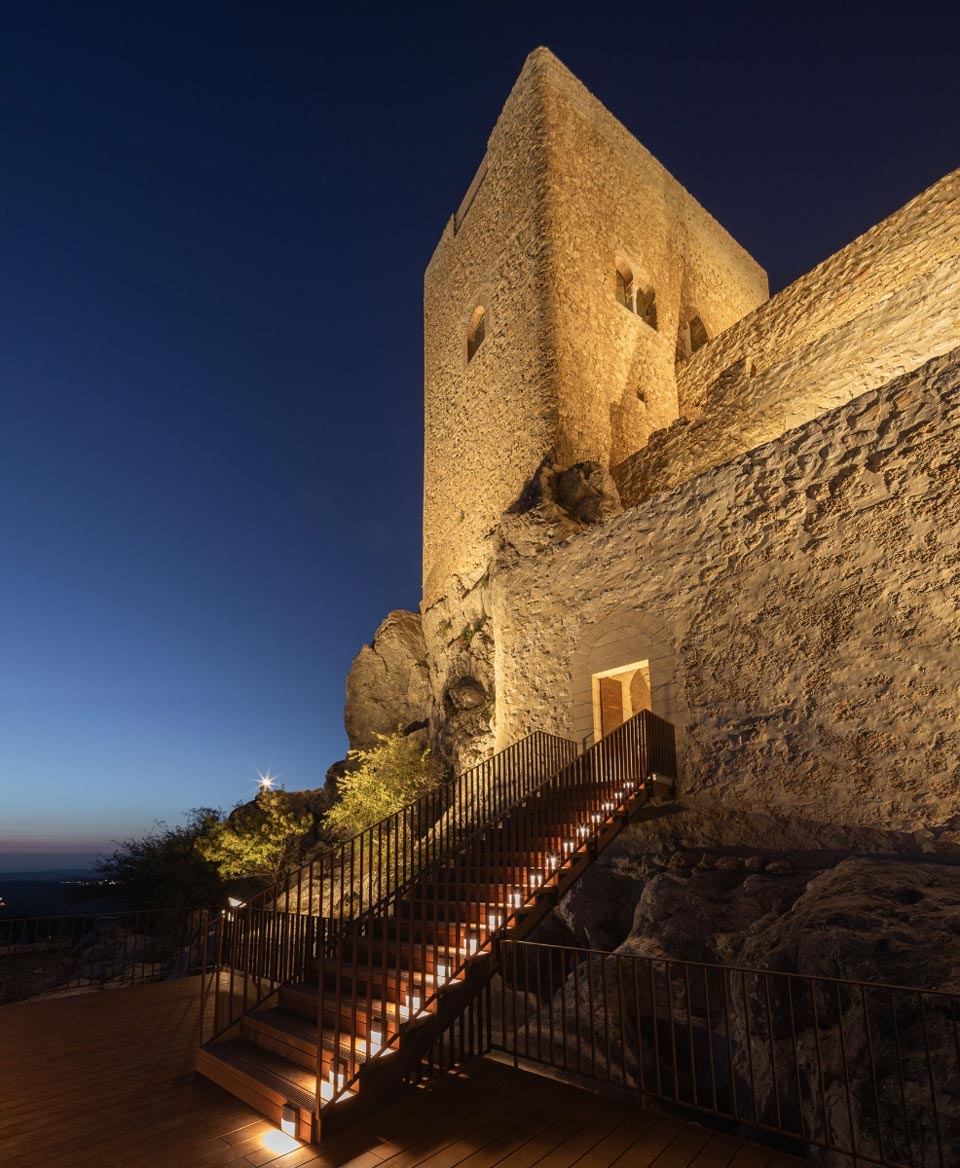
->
280, 1104, 297, 1138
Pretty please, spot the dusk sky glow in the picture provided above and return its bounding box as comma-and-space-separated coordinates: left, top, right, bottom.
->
2, 2, 957, 869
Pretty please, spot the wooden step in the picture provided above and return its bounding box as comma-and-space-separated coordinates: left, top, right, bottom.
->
242, 1006, 372, 1077
197, 1036, 343, 1141
280, 978, 409, 1037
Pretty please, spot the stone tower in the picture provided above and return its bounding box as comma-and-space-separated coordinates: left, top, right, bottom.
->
422, 48, 769, 609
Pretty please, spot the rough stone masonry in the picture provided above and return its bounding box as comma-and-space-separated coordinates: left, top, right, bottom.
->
341, 46, 960, 840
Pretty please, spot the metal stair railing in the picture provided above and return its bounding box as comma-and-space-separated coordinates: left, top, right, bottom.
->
200, 729, 578, 1043
321, 710, 677, 1114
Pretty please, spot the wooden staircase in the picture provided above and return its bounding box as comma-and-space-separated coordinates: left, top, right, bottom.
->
197, 711, 676, 1143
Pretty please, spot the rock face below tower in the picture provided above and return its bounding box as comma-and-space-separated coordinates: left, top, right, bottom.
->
343, 610, 430, 751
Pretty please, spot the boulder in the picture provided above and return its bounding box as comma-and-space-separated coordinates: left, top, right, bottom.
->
344, 610, 431, 750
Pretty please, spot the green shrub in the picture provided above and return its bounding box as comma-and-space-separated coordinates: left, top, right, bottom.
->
95, 808, 226, 909
196, 789, 313, 882
324, 731, 439, 840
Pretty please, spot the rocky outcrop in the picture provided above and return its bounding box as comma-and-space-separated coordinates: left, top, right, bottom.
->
344, 610, 431, 751
535, 799, 960, 989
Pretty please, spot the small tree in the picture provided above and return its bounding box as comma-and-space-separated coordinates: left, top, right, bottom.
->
324, 731, 439, 840
94, 808, 226, 909
196, 788, 313, 882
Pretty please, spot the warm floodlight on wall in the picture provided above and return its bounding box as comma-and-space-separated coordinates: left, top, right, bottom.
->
280, 1104, 297, 1138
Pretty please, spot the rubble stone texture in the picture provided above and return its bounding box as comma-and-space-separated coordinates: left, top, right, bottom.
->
495, 352, 960, 835
345, 45, 960, 839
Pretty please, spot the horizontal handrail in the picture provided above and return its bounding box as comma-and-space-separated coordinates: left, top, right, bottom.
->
201, 730, 578, 1045
0, 907, 218, 1005
252, 729, 577, 923
497, 939, 960, 1168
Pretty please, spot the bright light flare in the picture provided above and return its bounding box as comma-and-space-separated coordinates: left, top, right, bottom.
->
262, 1130, 300, 1155
257, 770, 277, 791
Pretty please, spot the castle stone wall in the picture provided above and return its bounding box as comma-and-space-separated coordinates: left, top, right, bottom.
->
539, 52, 768, 471
493, 350, 960, 837
422, 55, 557, 609
614, 169, 960, 506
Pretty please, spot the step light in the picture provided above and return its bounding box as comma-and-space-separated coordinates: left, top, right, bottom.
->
510, 890, 523, 909
563, 840, 575, 854
329, 1061, 346, 1093
280, 1104, 298, 1138
487, 912, 501, 930
546, 854, 558, 871
369, 1024, 382, 1053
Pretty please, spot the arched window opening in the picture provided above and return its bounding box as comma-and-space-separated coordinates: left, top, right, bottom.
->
676, 314, 709, 362
467, 307, 486, 362
635, 285, 658, 330
615, 263, 634, 310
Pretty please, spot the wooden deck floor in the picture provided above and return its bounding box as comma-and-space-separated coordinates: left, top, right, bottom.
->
0, 978, 812, 1168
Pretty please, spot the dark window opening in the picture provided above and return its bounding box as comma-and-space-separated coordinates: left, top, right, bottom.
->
467, 308, 486, 362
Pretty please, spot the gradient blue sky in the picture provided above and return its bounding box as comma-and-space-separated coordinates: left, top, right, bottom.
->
2, 2, 957, 869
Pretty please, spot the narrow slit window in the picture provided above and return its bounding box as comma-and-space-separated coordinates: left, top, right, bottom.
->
635, 285, 657, 330
467, 307, 486, 362
689, 315, 708, 353
615, 265, 633, 309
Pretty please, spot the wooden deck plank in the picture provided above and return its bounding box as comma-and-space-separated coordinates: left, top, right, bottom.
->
686, 1135, 742, 1168
485, 1095, 616, 1168
0, 980, 813, 1168
724, 1146, 772, 1168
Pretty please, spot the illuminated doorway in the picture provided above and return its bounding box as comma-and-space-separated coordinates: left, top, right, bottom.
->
592, 660, 652, 740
